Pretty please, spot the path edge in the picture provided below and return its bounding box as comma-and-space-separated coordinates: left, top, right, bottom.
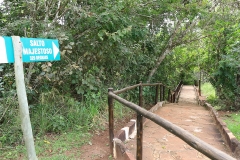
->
204, 102, 240, 157
113, 102, 165, 160
195, 84, 240, 157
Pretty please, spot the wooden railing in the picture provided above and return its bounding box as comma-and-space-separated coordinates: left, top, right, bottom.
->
194, 79, 201, 96
170, 81, 183, 103
108, 82, 236, 160
108, 82, 178, 159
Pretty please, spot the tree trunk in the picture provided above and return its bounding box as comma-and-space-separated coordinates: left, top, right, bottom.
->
146, 20, 182, 83
147, 48, 171, 83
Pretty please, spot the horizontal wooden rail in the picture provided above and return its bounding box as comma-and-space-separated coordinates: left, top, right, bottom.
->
113, 83, 163, 95
113, 83, 172, 94
108, 91, 236, 160
109, 81, 183, 159
113, 84, 141, 95
141, 83, 160, 86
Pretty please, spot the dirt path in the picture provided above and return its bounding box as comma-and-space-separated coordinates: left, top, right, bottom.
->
178, 85, 198, 104
78, 112, 136, 160
125, 85, 236, 159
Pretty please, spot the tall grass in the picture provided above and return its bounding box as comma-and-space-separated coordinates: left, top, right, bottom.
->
201, 82, 218, 106
0, 89, 106, 150
201, 82, 216, 98
223, 113, 240, 141
31, 89, 108, 135
0, 87, 135, 159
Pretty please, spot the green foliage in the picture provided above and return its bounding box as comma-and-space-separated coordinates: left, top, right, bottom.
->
153, 46, 198, 86
223, 112, 240, 141
31, 88, 106, 135
0, 0, 210, 101
0, 95, 22, 146
0, 130, 91, 159
201, 83, 218, 105
201, 83, 216, 98
0, 88, 106, 147
0, 78, 3, 96
211, 56, 237, 90
142, 87, 154, 104
210, 57, 239, 110
1, 1, 240, 158
197, 3, 240, 110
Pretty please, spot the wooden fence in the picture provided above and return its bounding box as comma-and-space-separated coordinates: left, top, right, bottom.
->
108, 81, 236, 160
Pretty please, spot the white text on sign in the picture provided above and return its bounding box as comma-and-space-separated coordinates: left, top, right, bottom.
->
23, 40, 53, 61
30, 40, 45, 46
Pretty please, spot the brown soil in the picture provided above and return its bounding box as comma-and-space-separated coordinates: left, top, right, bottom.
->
78, 105, 153, 160
123, 86, 237, 160
77, 127, 110, 160
7, 86, 239, 160
78, 113, 137, 160
218, 110, 240, 118
75, 86, 238, 160
77, 111, 235, 160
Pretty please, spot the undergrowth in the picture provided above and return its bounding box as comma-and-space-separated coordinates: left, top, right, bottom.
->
0, 88, 134, 159
201, 83, 217, 105
222, 112, 240, 141
201, 82, 224, 110
202, 83, 240, 141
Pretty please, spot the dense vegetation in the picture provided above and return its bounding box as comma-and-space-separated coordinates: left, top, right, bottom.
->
223, 112, 240, 141
0, 0, 240, 158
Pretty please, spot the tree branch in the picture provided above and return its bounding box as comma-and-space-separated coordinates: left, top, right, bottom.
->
147, 19, 183, 82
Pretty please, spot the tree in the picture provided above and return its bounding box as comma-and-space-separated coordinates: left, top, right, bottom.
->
196, 0, 240, 109
1, 1, 240, 157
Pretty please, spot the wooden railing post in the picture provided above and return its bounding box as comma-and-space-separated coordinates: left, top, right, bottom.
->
160, 84, 162, 101
175, 91, 177, 102
155, 83, 160, 104
168, 89, 171, 102
139, 82, 143, 107
137, 82, 143, 160
108, 88, 114, 156
163, 85, 165, 101
199, 79, 201, 96
194, 80, 197, 86
172, 92, 176, 103
108, 91, 236, 160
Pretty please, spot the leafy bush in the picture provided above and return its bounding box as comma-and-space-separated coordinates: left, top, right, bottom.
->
201, 83, 218, 105
201, 83, 216, 98
210, 55, 239, 110
30, 89, 106, 135
0, 95, 22, 146
223, 113, 240, 140
0, 88, 108, 146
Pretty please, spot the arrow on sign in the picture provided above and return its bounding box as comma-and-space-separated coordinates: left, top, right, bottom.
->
52, 42, 59, 59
